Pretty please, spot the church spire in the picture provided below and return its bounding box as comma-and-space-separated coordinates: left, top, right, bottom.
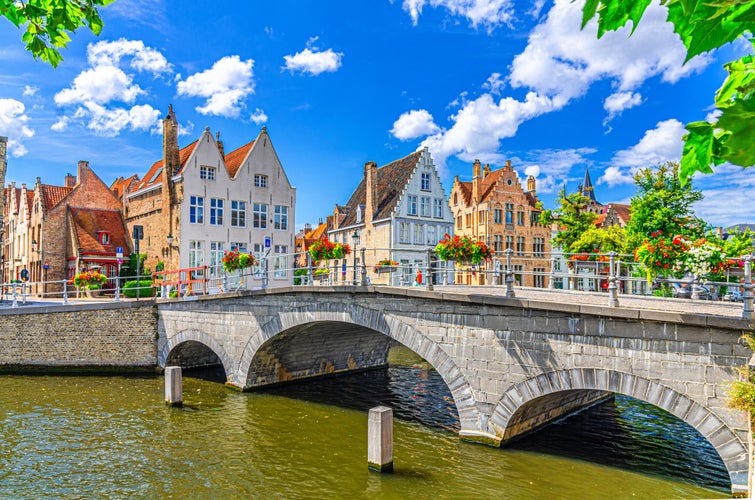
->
581, 167, 598, 204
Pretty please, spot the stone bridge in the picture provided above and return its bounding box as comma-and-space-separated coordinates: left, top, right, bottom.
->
156, 286, 753, 495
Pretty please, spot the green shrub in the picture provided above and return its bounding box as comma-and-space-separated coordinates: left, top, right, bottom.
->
293, 268, 308, 285
122, 280, 155, 298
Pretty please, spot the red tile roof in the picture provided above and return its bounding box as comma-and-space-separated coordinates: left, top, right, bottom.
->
224, 141, 255, 178
41, 184, 73, 211
68, 206, 129, 255
110, 175, 139, 199
340, 151, 422, 227
132, 140, 198, 192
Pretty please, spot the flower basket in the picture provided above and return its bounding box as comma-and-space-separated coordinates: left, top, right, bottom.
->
313, 269, 330, 281
434, 234, 492, 264
73, 271, 107, 290
222, 251, 257, 273
374, 259, 399, 274
308, 238, 351, 262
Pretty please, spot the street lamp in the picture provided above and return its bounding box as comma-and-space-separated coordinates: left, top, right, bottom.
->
31, 239, 37, 253
166, 234, 174, 247
351, 230, 359, 285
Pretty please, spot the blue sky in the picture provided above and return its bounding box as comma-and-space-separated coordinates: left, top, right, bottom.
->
0, 0, 752, 229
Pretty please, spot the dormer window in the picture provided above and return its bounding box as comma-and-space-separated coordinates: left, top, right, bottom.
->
200, 166, 216, 180
98, 231, 111, 245
356, 204, 363, 222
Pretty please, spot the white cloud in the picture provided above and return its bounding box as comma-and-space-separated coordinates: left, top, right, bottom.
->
22, 85, 38, 97
694, 164, 755, 227
603, 91, 643, 124
401, 0, 515, 32
599, 119, 685, 186
391, 109, 440, 140
0, 99, 35, 157
482, 73, 505, 95
283, 38, 343, 76
509, 0, 709, 106
250, 108, 268, 125
177, 55, 255, 117
520, 148, 596, 193
52, 39, 171, 136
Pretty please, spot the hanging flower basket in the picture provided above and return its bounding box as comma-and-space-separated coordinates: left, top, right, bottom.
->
308, 238, 351, 262
434, 234, 492, 264
73, 271, 107, 290
222, 251, 257, 273
374, 259, 399, 274
313, 268, 330, 281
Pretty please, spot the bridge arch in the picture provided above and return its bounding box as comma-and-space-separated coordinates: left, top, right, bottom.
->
158, 328, 233, 382
488, 368, 748, 491
234, 301, 481, 432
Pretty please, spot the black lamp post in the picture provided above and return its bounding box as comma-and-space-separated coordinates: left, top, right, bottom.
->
352, 230, 359, 285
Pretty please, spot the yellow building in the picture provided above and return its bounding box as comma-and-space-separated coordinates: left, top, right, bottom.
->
449, 159, 551, 286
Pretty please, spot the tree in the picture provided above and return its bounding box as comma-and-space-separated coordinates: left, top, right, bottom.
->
570, 225, 627, 255
539, 189, 599, 252
582, 0, 755, 183
1, 0, 113, 67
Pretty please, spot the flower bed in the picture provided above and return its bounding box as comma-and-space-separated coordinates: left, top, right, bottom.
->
434, 234, 492, 264
222, 251, 257, 273
308, 238, 351, 262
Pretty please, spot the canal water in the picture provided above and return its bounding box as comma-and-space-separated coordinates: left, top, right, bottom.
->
0, 347, 730, 499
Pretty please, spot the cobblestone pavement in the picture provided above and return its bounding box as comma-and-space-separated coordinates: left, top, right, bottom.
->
434, 285, 747, 319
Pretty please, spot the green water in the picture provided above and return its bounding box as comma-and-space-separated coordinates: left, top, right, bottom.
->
0, 366, 730, 499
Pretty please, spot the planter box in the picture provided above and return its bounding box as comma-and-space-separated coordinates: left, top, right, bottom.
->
375, 266, 397, 274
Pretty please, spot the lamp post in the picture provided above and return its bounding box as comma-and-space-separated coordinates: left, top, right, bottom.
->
352, 230, 359, 286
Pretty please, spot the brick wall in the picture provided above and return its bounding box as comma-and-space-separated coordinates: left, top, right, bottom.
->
0, 302, 157, 370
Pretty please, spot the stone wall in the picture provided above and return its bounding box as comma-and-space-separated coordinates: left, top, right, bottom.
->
0, 301, 157, 370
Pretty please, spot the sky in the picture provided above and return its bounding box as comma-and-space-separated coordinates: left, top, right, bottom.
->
0, 0, 753, 229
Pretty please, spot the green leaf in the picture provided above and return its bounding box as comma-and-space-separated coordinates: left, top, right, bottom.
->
716, 97, 755, 167
681, 121, 717, 184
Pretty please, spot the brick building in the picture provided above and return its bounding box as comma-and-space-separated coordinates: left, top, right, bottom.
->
2, 161, 130, 294
327, 147, 454, 285
449, 159, 550, 287
123, 106, 296, 288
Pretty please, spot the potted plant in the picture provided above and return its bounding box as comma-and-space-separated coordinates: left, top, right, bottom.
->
73, 271, 107, 297
374, 259, 399, 274
313, 268, 330, 281
434, 234, 492, 264
222, 250, 258, 273
308, 238, 351, 262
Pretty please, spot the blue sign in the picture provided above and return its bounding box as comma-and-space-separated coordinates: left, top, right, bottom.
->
116, 246, 123, 254
264, 237, 271, 248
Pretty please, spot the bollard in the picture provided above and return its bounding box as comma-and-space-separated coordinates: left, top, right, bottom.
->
368, 406, 393, 472
743, 256, 753, 320
425, 248, 433, 291
307, 253, 314, 286
607, 252, 619, 308
62, 279, 68, 305
165, 366, 183, 407
361, 247, 368, 286
115, 275, 120, 303
504, 248, 515, 298
11, 283, 18, 308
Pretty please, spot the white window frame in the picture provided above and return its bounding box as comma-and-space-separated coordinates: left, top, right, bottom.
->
210, 198, 224, 226
273, 245, 287, 278
254, 174, 268, 188
274, 205, 288, 231
407, 195, 418, 216
189, 240, 204, 278
433, 198, 443, 218
420, 196, 431, 217
420, 172, 431, 191
200, 166, 216, 180
399, 222, 410, 244
190, 196, 204, 224
209, 241, 224, 277
231, 200, 246, 228
253, 203, 268, 229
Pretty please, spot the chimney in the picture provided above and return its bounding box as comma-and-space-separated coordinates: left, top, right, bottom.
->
527, 175, 536, 196
483, 163, 491, 177
304, 222, 312, 233
64, 173, 76, 188
472, 159, 481, 203
364, 161, 378, 227
216, 131, 224, 158
505, 159, 512, 169
318, 217, 323, 225
163, 105, 180, 178
77, 160, 89, 185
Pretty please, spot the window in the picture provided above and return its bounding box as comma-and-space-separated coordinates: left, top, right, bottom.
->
494, 209, 502, 224
413, 223, 423, 244
254, 174, 268, 187
274, 245, 287, 278
401, 259, 411, 284
534, 237, 545, 257
517, 211, 525, 225
274, 205, 288, 231
399, 222, 410, 243
253, 203, 267, 229
465, 213, 472, 227
531, 212, 541, 226
505, 203, 514, 225
407, 195, 418, 216
200, 166, 216, 180
516, 236, 525, 256
253, 243, 264, 273
230, 242, 247, 253
231, 201, 246, 227
478, 210, 485, 225
99, 232, 110, 245
456, 215, 462, 229
534, 268, 545, 288
189, 241, 204, 278
494, 235, 503, 252
421, 172, 431, 191
506, 235, 514, 251
426, 225, 436, 246
209, 241, 224, 277
420, 197, 431, 217
190, 196, 204, 224
210, 198, 224, 226
433, 198, 444, 218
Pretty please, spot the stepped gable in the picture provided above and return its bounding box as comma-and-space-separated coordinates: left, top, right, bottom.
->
68, 206, 129, 254
132, 140, 198, 191
224, 141, 255, 178
340, 150, 421, 227
110, 175, 139, 199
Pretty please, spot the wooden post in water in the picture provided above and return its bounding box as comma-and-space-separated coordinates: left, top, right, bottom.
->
368, 406, 393, 472
165, 366, 183, 407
